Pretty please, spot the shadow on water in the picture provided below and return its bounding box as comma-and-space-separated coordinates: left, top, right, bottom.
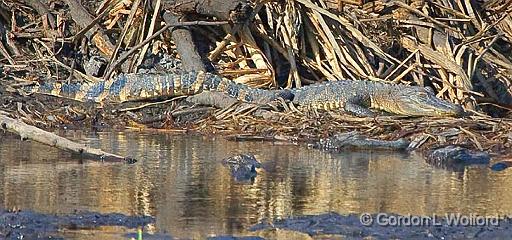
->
1, 131, 512, 238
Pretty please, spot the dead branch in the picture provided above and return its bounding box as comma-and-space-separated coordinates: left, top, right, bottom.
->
0, 113, 134, 162
164, 11, 206, 72
162, 0, 251, 21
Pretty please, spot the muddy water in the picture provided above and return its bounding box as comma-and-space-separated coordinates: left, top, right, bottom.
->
0, 131, 511, 238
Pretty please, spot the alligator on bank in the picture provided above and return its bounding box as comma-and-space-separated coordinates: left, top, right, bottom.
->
23, 71, 464, 117
24, 71, 290, 104
290, 80, 463, 117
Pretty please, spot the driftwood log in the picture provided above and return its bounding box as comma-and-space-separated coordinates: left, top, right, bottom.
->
0, 114, 134, 162
163, 12, 206, 72
162, 0, 251, 22
161, 0, 251, 71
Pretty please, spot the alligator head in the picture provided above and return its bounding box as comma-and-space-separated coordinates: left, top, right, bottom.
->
375, 86, 464, 117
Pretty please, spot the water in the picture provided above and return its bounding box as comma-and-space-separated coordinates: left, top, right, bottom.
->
0, 131, 511, 238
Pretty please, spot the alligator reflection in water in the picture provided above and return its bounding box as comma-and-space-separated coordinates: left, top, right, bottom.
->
1, 132, 512, 238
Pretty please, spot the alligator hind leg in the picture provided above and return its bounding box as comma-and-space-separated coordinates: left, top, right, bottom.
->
344, 102, 377, 117
186, 91, 238, 109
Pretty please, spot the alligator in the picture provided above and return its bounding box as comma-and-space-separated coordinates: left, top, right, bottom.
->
24, 71, 291, 104
288, 81, 463, 117
24, 71, 464, 117
426, 145, 490, 172
222, 154, 261, 182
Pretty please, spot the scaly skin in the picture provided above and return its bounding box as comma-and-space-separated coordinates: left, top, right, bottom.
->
26, 71, 289, 104
26, 71, 463, 117
222, 154, 261, 182
426, 146, 490, 171
288, 80, 464, 117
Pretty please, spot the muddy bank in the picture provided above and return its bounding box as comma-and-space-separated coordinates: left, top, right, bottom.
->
250, 212, 512, 240
5, 208, 512, 239
0, 208, 153, 239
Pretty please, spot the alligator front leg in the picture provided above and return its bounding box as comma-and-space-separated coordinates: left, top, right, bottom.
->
344, 101, 376, 117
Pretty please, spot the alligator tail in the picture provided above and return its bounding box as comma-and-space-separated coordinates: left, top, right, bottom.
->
24, 71, 292, 104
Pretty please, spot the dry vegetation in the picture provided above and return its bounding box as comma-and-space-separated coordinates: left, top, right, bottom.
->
0, 0, 512, 154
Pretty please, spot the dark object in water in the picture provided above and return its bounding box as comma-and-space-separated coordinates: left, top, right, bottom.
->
426, 146, 490, 171
312, 131, 410, 152
222, 154, 262, 182
490, 161, 512, 171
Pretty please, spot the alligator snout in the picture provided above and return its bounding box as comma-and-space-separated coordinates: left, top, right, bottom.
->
393, 87, 465, 117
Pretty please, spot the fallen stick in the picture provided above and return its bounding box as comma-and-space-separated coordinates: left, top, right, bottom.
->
0, 114, 135, 163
